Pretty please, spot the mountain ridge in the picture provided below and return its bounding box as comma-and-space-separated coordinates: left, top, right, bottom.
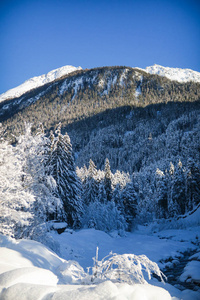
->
1, 64, 200, 104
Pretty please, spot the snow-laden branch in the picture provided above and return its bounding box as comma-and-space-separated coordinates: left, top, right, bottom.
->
88, 247, 166, 285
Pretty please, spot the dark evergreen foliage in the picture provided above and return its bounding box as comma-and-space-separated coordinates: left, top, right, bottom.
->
47, 123, 83, 228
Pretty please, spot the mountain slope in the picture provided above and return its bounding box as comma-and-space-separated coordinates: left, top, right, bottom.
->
1, 65, 200, 174
0, 65, 82, 103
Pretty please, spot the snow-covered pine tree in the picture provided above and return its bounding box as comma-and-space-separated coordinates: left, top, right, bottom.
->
98, 180, 107, 204
82, 159, 99, 206
155, 168, 168, 218
12, 123, 66, 240
112, 183, 124, 215
48, 123, 83, 228
104, 158, 112, 202
186, 158, 200, 210
0, 132, 34, 238
168, 162, 178, 217
172, 160, 186, 215
121, 181, 138, 231
31, 124, 64, 223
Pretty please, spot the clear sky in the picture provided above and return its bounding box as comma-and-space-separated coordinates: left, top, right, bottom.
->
0, 0, 200, 94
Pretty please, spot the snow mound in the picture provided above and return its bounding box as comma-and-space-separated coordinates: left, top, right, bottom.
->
0, 65, 82, 103
0, 281, 171, 300
180, 260, 200, 284
0, 283, 57, 300
0, 267, 58, 288
138, 64, 200, 83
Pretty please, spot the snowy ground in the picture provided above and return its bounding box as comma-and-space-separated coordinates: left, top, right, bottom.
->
0, 210, 200, 299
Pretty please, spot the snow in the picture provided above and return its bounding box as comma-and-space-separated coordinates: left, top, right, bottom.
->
180, 260, 200, 283
138, 64, 200, 83
98, 74, 118, 95
0, 233, 173, 300
120, 68, 129, 86
0, 266, 58, 287
0, 65, 82, 103
135, 85, 141, 97
50, 227, 198, 275
51, 222, 68, 230
190, 252, 200, 261
0, 225, 199, 299
59, 73, 97, 97
71, 77, 84, 100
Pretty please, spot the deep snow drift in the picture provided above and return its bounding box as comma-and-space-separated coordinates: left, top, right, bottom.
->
0, 208, 200, 300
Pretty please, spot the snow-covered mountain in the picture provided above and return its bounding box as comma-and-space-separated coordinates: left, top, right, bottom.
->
0, 65, 82, 103
1, 64, 200, 104
140, 64, 200, 83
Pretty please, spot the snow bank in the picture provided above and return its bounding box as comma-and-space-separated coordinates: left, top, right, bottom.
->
180, 260, 200, 284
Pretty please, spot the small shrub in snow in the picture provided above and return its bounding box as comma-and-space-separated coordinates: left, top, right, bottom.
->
89, 247, 166, 285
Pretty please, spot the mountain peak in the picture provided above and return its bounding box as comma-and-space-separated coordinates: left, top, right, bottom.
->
0, 65, 82, 103
141, 64, 200, 83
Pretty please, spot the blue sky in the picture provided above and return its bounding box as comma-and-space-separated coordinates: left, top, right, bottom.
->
0, 0, 200, 94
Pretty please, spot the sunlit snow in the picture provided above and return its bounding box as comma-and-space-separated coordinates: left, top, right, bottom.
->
0, 65, 82, 103
0, 207, 200, 300
138, 64, 200, 83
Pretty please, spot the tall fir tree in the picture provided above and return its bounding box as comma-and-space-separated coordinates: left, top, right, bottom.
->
83, 159, 99, 205
104, 158, 112, 202
186, 158, 200, 210
155, 168, 168, 218
172, 160, 186, 215
121, 181, 138, 231
48, 123, 83, 228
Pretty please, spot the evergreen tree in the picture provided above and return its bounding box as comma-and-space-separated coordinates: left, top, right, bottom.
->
155, 168, 168, 218
48, 123, 83, 228
98, 180, 107, 204
186, 158, 200, 209
82, 159, 99, 205
0, 139, 34, 238
121, 181, 138, 231
112, 184, 123, 209
171, 160, 186, 215
104, 158, 112, 201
